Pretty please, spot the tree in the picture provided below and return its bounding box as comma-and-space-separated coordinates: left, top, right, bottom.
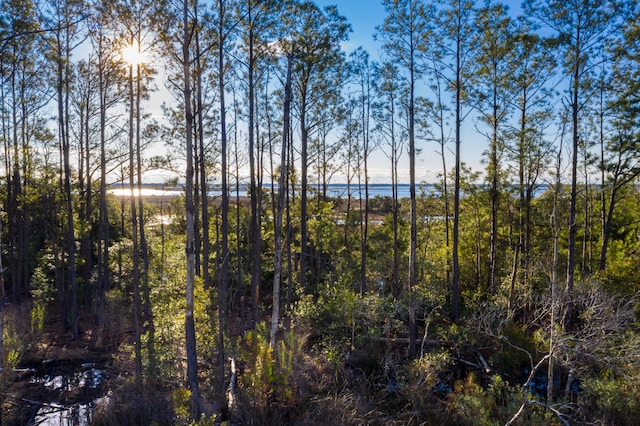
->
0, 208, 5, 373
524, 0, 624, 326
72, 58, 98, 317
87, 1, 122, 324
286, 1, 349, 293
119, 0, 161, 380
377, 0, 427, 358
423, 24, 452, 293
506, 18, 555, 306
237, 0, 280, 329
2, 0, 49, 306
471, 0, 516, 293
373, 61, 405, 298
181, 0, 201, 418
435, 0, 476, 322
271, 54, 292, 348
41, 0, 86, 338
350, 47, 374, 296
215, 0, 230, 402
598, 11, 640, 270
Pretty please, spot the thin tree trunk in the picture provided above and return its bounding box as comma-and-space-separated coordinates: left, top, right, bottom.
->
183, 0, 201, 418
518, 90, 527, 290
99, 42, 109, 324
217, 0, 230, 407
127, 58, 143, 389
548, 122, 564, 403
598, 74, 607, 271
271, 54, 292, 348
600, 184, 618, 270
360, 70, 370, 296
0, 213, 5, 372
489, 87, 499, 294
408, 49, 417, 359
57, 30, 79, 338
436, 77, 451, 294
452, 8, 462, 323
565, 30, 581, 329
247, 5, 261, 329
286, 123, 295, 318
234, 111, 242, 328
300, 93, 309, 291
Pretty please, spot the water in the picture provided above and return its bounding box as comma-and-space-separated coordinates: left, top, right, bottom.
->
34, 403, 94, 426
109, 183, 433, 199
26, 362, 107, 426
109, 182, 551, 200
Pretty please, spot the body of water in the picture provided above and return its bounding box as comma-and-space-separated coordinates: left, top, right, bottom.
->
109, 183, 551, 199
109, 183, 434, 199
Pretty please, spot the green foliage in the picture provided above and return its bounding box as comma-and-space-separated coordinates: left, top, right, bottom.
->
238, 323, 302, 408
449, 373, 530, 426
3, 324, 21, 370
172, 387, 192, 425
29, 265, 53, 334
400, 349, 453, 412
582, 370, 640, 425
294, 279, 359, 337
597, 238, 640, 294
489, 322, 538, 378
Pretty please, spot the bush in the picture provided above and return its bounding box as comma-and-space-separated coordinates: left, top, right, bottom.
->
581, 371, 640, 425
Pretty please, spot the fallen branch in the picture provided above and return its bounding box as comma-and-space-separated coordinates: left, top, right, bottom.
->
505, 399, 571, 426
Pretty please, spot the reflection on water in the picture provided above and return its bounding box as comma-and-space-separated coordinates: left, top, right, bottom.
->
28, 363, 107, 426
34, 402, 92, 426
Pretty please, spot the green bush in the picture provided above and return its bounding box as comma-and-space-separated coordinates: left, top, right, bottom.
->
582, 371, 640, 425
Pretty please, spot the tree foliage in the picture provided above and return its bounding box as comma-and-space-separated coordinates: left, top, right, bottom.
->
1, 0, 640, 424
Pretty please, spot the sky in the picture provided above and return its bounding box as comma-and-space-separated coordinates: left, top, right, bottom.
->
144, 0, 528, 184
312, 0, 480, 184
309, 0, 528, 184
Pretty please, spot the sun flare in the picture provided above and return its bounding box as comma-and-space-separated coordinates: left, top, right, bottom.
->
122, 42, 144, 66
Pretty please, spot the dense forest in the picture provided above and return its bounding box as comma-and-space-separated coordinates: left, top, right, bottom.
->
1, 0, 640, 424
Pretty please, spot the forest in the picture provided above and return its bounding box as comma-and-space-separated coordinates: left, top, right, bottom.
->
1, 0, 640, 424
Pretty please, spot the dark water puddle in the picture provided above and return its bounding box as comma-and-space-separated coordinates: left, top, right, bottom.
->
16, 360, 109, 425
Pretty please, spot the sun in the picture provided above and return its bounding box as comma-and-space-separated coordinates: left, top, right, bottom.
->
122, 42, 144, 66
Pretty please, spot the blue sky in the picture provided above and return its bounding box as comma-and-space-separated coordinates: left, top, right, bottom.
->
313, 0, 470, 183
143, 1, 529, 184
310, 0, 529, 184
315, 0, 386, 54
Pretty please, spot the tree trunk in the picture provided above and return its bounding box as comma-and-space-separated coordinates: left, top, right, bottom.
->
489, 87, 499, 294
183, 0, 201, 418
599, 184, 618, 270
248, 6, 261, 329
217, 0, 230, 407
565, 31, 581, 329
57, 31, 79, 338
452, 18, 462, 324
548, 127, 566, 403
127, 58, 143, 389
391, 98, 400, 299
271, 54, 292, 348
300, 93, 309, 292
360, 68, 370, 297
97, 35, 110, 325
0, 214, 5, 373
408, 48, 417, 359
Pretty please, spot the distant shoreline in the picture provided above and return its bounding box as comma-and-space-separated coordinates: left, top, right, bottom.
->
109, 182, 552, 200
108, 183, 435, 200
